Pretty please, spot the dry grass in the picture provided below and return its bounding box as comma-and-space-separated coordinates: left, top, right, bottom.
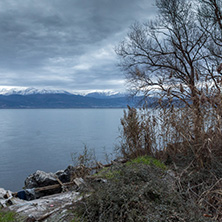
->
117, 101, 222, 221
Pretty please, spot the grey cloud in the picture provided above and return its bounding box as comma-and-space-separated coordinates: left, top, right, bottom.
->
0, 0, 156, 92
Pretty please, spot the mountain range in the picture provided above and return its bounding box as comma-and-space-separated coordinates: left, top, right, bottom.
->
0, 88, 152, 109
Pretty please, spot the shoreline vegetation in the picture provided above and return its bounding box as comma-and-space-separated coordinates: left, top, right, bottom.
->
0, 134, 221, 221
1, 0, 222, 220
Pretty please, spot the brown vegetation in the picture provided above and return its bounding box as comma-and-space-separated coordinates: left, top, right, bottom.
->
113, 0, 222, 220
117, 104, 222, 220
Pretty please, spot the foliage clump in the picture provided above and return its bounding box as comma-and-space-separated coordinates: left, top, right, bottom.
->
74, 163, 209, 222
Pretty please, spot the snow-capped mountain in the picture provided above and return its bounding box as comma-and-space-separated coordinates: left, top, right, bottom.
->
0, 87, 141, 108
84, 91, 127, 99
0, 87, 127, 98
0, 87, 71, 96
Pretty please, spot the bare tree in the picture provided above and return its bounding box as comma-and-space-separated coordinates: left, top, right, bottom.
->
116, 0, 222, 141
198, 0, 222, 48
198, 0, 222, 76
198, 0, 222, 89
197, 0, 222, 118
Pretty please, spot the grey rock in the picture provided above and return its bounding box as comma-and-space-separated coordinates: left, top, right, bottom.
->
64, 165, 76, 179
55, 170, 69, 183
24, 170, 61, 198
24, 170, 58, 189
23, 165, 88, 199
55, 165, 82, 183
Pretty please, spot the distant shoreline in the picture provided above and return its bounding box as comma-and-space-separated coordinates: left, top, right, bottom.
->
0, 107, 127, 109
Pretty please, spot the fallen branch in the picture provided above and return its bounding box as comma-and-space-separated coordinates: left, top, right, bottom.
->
34, 182, 73, 192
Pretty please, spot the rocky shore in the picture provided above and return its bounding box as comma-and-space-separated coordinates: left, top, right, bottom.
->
0, 156, 220, 221
0, 165, 88, 221
0, 160, 124, 221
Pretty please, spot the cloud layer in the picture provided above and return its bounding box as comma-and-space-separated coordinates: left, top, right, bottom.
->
0, 0, 156, 92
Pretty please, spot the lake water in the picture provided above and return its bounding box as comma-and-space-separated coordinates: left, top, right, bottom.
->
0, 109, 124, 191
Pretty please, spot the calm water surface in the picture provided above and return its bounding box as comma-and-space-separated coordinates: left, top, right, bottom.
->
0, 109, 124, 191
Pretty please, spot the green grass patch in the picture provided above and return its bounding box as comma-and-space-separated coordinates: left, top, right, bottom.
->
0, 210, 16, 222
95, 168, 121, 179
126, 155, 167, 170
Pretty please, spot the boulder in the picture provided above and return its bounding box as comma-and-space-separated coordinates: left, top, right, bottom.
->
24, 165, 87, 190
24, 170, 61, 198
24, 170, 58, 189
23, 165, 89, 199
55, 170, 69, 183
55, 165, 85, 183
23, 166, 81, 199
64, 165, 76, 181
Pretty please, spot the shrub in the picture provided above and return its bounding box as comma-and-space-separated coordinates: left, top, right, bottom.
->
117, 104, 222, 220
74, 163, 209, 222
118, 106, 157, 159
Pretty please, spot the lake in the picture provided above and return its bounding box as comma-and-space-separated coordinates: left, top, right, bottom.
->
0, 109, 124, 191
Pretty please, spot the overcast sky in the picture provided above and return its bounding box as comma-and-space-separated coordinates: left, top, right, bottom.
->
0, 0, 156, 93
